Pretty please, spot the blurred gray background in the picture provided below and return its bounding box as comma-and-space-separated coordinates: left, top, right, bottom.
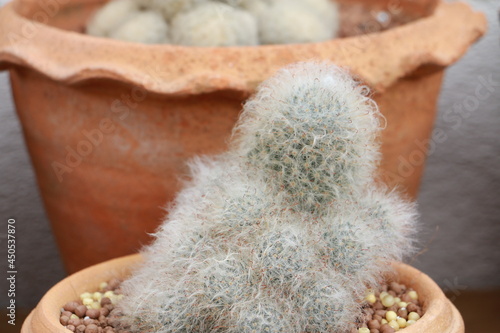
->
0, 0, 499, 310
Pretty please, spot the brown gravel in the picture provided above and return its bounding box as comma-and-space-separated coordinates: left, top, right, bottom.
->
59, 279, 128, 333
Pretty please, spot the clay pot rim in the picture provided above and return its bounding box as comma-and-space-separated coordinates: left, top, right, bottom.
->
0, 0, 486, 95
21, 254, 464, 333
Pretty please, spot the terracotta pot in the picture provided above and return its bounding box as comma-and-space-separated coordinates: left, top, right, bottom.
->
0, 0, 486, 273
20, 254, 464, 333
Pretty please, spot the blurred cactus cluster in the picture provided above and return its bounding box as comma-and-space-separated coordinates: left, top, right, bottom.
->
86, 0, 340, 45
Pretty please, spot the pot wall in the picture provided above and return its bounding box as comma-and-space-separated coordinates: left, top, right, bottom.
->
10, 67, 243, 272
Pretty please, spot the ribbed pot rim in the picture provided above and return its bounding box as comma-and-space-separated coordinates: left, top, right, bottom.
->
0, 0, 487, 95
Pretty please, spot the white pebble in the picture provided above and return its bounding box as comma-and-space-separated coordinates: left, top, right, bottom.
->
408, 312, 420, 321
396, 317, 407, 328
92, 292, 102, 301
365, 293, 376, 304
386, 310, 397, 322
398, 301, 408, 308
82, 297, 94, 306
80, 292, 92, 300
388, 320, 400, 331
407, 319, 417, 326
382, 295, 395, 307
90, 302, 101, 309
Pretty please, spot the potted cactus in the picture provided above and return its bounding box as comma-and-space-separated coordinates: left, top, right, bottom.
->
21, 62, 464, 333
117, 61, 420, 332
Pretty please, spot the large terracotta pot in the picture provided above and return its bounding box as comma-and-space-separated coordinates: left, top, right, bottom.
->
20, 254, 464, 333
0, 0, 486, 273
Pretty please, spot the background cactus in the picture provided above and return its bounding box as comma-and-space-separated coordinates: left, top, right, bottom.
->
170, 2, 258, 46
119, 62, 417, 333
243, 0, 339, 44
86, 0, 339, 46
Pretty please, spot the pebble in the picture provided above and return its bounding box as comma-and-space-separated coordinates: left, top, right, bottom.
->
380, 324, 395, 333
408, 312, 420, 321
85, 323, 99, 333
396, 317, 407, 328
356, 282, 423, 331
368, 319, 380, 330
86, 309, 100, 319
75, 305, 88, 318
397, 308, 408, 319
388, 320, 399, 331
64, 301, 80, 313
68, 318, 81, 327
382, 295, 395, 307
60, 315, 69, 326
385, 311, 397, 322
60, 280, 126, 333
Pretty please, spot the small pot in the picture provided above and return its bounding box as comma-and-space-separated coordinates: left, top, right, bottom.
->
20, 254, 464, 333
0, 0, 486, 273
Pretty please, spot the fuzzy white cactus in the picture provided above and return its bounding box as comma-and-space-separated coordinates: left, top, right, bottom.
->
86, 0, 139, 37
245, 0, 339, 44
138, 0, 206, 21
119, 62, 417, 333
87, 0, 340, 45
109, 11, 169, 44
170, 2, 258, 46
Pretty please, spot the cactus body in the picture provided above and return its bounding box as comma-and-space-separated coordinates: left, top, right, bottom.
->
120, 62, 417, 333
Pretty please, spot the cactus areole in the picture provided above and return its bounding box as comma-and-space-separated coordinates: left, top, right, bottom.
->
119, 62, 418, 333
